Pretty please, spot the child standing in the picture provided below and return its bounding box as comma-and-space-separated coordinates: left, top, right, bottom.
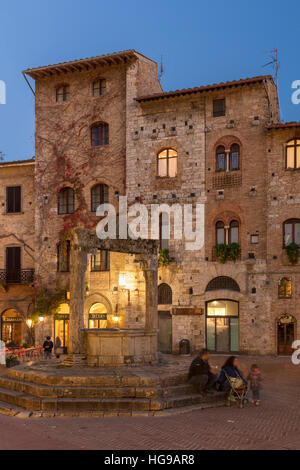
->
247, 364, 262, 406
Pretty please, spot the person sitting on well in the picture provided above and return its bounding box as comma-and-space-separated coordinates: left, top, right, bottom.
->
188, 348, 217, 396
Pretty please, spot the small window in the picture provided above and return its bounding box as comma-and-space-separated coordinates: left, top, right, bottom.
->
286, 139, 300, 170
91, 123, 109, 146
230, 144, 240, 170
157, 149, 178, 178
251, 235, 259, 244
284, 219, 300, 246
57, 241, 70, 272
216, 146, 226, 171
93, 79, 106, 97
91, 184, 109, 212
213, 99, 226, 117
216, 221, 225, 244
278, 278, 292, 299
56, 85, 70, 102
91, 250, 110, 272
58, 188, 75, 215
6, 186, 21, 213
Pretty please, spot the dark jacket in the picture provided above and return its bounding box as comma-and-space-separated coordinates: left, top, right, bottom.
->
43, 340, 53, 352
218, 366, 248, 389
188, 356, 211, 381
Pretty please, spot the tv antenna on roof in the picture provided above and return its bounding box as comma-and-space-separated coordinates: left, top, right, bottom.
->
158, 56, 165, 84
263, 48, 280, 87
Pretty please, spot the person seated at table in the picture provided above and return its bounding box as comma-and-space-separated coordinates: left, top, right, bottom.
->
188, 349, 217, 396
217, 356, 248, 391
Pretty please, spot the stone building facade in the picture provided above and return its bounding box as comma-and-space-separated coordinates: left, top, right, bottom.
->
0, 49, 298, 357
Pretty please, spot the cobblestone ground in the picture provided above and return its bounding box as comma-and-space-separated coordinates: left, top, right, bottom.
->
0, 355, 299, 450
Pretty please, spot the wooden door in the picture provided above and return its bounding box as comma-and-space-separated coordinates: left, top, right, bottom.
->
158, 311, 172, 354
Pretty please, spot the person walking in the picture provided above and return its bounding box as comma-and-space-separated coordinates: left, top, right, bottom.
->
54, 336, 62, 359
43, 336, 53, 360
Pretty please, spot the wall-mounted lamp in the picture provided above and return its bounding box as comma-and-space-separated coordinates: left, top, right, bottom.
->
26, 319, 33, 328
39, 316, 45, 323
66, 291, 71, 301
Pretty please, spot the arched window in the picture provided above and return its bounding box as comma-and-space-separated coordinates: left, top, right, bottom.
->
284, 219, 300, 246
91, 122, 109, 146
89, 303, 108, 329
158, 284, 172, 305
206, 277, 240, 292
229, 220, 239, 244
93, 79, 106, 97
91, 184, 109, 212
216, 146, 226, 171
58, 188, 75, 215
230, 144, 240, 170
278, 278, 292, 299
286, 139, 300, 169
157, 149, 178, 178
56, 85, 70, 102
216, 221, 225, 244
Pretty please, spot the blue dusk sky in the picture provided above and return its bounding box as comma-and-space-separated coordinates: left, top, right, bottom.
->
0, 0, 299, 162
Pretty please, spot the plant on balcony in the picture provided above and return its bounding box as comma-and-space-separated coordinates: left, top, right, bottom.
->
214, 243, 241, 264
159, 249, 172, 268
286, 243, 300, 265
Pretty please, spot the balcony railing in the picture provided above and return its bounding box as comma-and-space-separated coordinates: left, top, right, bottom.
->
0, 270, 35, 285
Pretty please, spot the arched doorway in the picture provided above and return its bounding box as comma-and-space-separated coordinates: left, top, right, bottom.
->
206, 300, 239, 353
277, 315, 296, 355
54, 303, 70, 353
1, 309, 22, 346
158, 284, 173, 353
88, 303, 108, 329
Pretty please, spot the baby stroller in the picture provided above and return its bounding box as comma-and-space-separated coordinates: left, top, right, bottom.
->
224, 371, 248, 408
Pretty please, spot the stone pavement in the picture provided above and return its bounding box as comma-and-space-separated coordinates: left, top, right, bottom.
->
0, 355, 299, 450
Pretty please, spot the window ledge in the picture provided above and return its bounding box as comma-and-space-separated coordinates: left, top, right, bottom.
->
3, 212, 24, 216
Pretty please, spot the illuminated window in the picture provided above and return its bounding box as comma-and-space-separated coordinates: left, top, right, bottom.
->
286, 139, 300, 169
91, 184, 109, 212
207, 300, 239, 317
56, 85, 70, 102
91, 122, 109, 146
278, 278, 292, 299
93, 79, 106, 97
58, 188, 75, 215
284, 219, 300, 246
89, 303, 108, 329
157, 149, 178, 178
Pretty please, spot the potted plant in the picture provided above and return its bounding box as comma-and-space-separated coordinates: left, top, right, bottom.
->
6, 355, 20, 368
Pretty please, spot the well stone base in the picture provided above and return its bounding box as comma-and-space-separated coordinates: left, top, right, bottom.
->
85, 329, 158, 367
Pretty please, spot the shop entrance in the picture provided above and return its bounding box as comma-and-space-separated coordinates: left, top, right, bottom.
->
1, 309, 22, 346
277, 315, 295, 355
206, 300, 239, 353
54, 303, 70, 353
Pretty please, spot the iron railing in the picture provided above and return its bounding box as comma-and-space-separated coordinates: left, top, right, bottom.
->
0, 270, 35, 285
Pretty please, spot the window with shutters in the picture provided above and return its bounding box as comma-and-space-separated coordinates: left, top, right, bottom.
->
213, 99, 226, 117
91, 122, 109, 146
56, 85, 70, 102
58, 188, 75, 215
57, 241, 71, 272
6, 186, 21, 213
93, 79, 106, 97
91, 250, 110, 272
91, 184, 109, 212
